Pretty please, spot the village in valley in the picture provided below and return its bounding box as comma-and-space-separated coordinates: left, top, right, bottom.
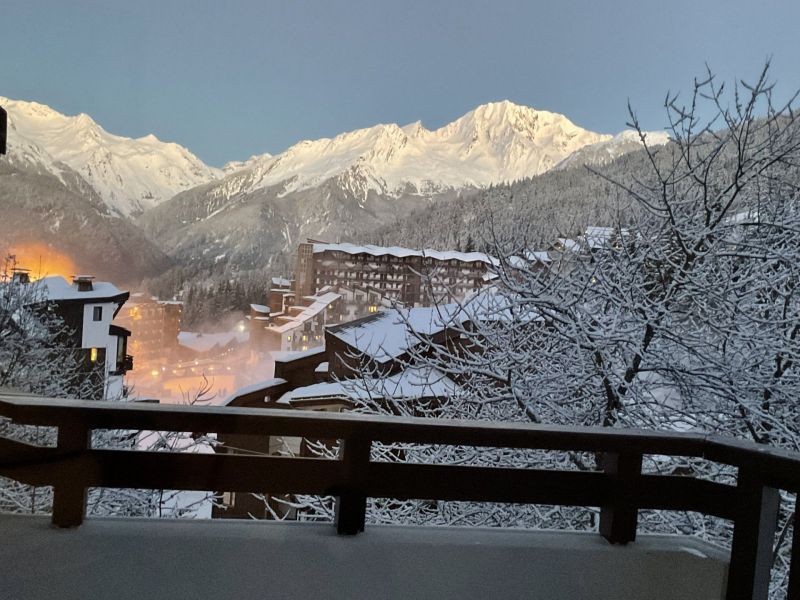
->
3, 221, 623, 520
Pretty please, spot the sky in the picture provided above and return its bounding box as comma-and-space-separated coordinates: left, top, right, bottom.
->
2, 0, 799, 167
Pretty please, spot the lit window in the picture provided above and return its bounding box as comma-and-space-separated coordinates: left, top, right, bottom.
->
90, 347, 98, 362
287, 335, 292, 341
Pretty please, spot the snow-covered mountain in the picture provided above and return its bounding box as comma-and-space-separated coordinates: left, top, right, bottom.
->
0, 96, 222, 217
208, 100, 613, 201
138, 100, 670, 274
1, 94, 671, 279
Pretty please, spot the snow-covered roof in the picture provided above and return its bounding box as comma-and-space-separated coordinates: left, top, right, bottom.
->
272, 345, 327, 362
271, 277, 292, 287
506, 250, 552, 269
326, 305, 466, 363
221, 377, 288, 406
279, 366, 459, 403
178, 330, 248, 353
582, 226, 629, 250
463, 287, 542, 323
584, 227, 614, 249
524, 250, 551, 263
312, 242, 499, 266
266, 291, 341, 334
38, 276, 127, 303
250, 303, 270, 314
556, 238, 581, 253
127, 292, 182, 306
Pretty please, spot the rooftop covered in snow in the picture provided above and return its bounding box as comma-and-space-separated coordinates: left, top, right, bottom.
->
36, 276, 128, 304
267, 291, 341, 334
312, 242, 499, 266
326, 304, 467, 364
277, 366, 459, 404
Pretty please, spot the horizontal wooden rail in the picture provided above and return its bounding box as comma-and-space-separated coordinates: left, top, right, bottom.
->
0, 394, 780, 460
0, 393, 798, 600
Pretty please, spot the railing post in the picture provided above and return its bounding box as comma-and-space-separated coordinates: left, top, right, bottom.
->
51, 423, 89, 528
335, 437, 371, 535
599, 452, 642, 544
726, 468, 780, 600
787, 496, 799, 600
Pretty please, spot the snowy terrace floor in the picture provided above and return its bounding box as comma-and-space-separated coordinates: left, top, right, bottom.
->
1, 514, 728, 600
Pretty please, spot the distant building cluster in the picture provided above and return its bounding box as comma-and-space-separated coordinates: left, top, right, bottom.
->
247, 240, 499, 360
1, 226, 638, 519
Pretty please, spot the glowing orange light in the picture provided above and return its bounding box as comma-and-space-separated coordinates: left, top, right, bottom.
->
90, 348, 98, 362
6, 243, 78, 280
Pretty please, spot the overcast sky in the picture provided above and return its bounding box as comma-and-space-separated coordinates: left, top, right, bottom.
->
2, 0, 799, 166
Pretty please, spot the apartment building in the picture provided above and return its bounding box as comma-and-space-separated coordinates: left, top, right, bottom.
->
294, 241, 497, 308
116, 293, 182, 369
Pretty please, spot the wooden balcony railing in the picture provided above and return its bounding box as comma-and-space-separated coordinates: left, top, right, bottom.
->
0, 393, 798, 600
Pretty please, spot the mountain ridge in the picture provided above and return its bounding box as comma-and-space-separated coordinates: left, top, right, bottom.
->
202, 100, 620, 202
0, 96, 222, 217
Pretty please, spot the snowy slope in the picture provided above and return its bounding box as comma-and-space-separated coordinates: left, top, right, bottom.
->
208, 100, 613, 201
554, 130, 670, 171
0, 96, 222, 216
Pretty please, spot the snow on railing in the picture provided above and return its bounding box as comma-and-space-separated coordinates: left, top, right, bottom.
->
0, 393, 798, 600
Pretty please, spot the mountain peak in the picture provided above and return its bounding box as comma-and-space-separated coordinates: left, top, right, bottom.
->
401, 120, 428, 138
437, 100, 590, 149
1, 96, 221, 216
74, 112, 96, 126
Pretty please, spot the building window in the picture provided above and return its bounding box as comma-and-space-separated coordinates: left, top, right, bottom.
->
90, 347, 99, 362
367, 305, 378, 313
93, 306, 103, 321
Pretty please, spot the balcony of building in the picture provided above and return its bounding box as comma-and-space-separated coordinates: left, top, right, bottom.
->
0, 392, 798, 600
